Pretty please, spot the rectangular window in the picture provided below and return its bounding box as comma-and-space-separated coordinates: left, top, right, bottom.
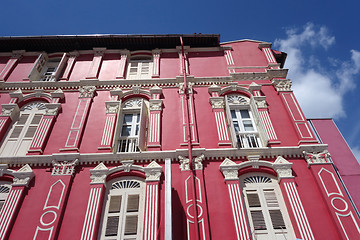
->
118, 113, 140, 153
127, 60, 153, 80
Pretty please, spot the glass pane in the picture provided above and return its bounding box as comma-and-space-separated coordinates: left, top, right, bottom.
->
247, 193, 261, 207
243, 120, 254, 131
109, 195, 122, 213
127, 195, 139, 212
240, 110, 250, 119
269, 210, 286, 229
233, 122, 240, 132
121, 126, 131, 136
31, 114, 42, 124
251, 210, 267, 230
18, 114, 29, 125
135, 125, 139, 136
123, 114, 133, 124
230, 110, 236, 119
25, 126, 37, 138
124, 215, 138, 235
136, 114, 140, 123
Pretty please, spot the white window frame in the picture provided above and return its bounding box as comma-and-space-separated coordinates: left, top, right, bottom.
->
99, 177, 145, 240
0, 102, 46, 156
240, 174, 295, 240
114, 98, 148, 153
0, 182, 11, 212
225, 94, 263, 148
40, 58, 61, 82
126, 56, 153, 80
28, 53, 68, 82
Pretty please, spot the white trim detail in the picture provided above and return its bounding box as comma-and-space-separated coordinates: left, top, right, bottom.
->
318, 168, 343, 197
44, 179, 66, 210
40, 211, 57, 226
227, 183, 250, 240
33, 226, 54, 240
143, 183, 158, 240
81, 187, 102, 240
0, 188, 22, 240
336, 212, 360, 240
284, 182, 314, 240
258, 110, 277, 141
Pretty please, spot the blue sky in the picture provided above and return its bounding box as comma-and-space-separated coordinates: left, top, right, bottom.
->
1, 0, 360, 160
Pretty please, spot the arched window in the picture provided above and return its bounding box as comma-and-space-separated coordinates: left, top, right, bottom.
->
116, 98, 148, 153
99, 177, 145, 239
225, 94, 261, 148
240, 174, 294, 239
0, 101, 46, 156
126, 55, 153, 80
0, 182, 11, 212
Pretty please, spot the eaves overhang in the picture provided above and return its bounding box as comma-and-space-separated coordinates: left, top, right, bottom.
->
0, 34, 220, 53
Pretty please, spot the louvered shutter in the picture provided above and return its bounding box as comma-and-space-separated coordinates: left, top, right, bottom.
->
124, 215, 138, 235
264, 190, 279, 207
249, 98, 268, 146
224, 95, 238, 147
25, 126, 37, 138
109, 195, 122, 213
247, 193, 261, 207
10, 126, 23, 139
269, 210, 286, 229
251, 210, 267, 230
0, 200, 4, 211
54, 53, 68, 81
105, 216, 120, 236
138, 100, 148, 151
28, 53, 48, 81
127, 194, 139, 212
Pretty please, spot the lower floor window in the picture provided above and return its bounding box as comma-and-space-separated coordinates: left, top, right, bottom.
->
100, 178, 145, 240
0, 183, 11, 212
241, 175, 293, 240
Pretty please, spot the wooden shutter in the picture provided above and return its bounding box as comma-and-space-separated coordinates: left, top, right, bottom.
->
0, 200, 4, 211
31, 114, 42, 124
109, 195, 122, 213
224, 95, 238, 147
25, 126, 37, 138
269, 210, 286, 229
251, 210, 267, 230
127, 195, 139, 212
247, 193, 261, 207
54, 53, 68, 81
138, 99, 148, 151
264, 190, 279, 207
124, 215, 138, 235
10, 126, 23, 139
250, 98, 268, 146
28, 53, 48, 81
105, 216, 120, 236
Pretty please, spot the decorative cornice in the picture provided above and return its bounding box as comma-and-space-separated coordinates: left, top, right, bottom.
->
9, 89, 23, 101
149, 99, 163, 111
273, 156, 293, 179
51, 159, 78, 176
209, 97, 224, 109
93, 48, 106, 56
194, 154, 204, 170
11, 50, 26, 59
44, 103, 61, 116
253, 96, 267, 108
303, 150, 331, 165
50, 88, 65, 99
90, 162, 109, 185
150, 85, 162, 95
178, 155, 190, 171
0, 104, 19, 119
79, 86, 96, 98
105, 101, 121, 114
272, 79, 292, 92
144, 161, 162, 182
248, 82, 262, 92
11, 164, 34, 187
267, 69, 288, 79
208, 84, 221, 94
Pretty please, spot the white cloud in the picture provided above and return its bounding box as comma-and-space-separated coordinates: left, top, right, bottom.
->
274, 23, 360, 119
351, 146, 360, 163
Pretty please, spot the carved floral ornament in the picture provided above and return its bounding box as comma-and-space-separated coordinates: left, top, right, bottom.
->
209, 97, 225, 109
178, 154, 205, 171
226, 94, 250, 105
89, 160, 162, 185
0, 164, 34, 187
219, 156, 293, 181
105, 101, 120, 114
79, 86, 96, 98
303, 150, 331, 165
149, 99, 163, 111
272, 79, 292, 92
51, 159, 79, 176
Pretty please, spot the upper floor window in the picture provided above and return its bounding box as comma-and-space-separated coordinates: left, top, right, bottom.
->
226, 94, 261, 148
28, 53, 67, 82
126, 56, 152, 80
240, 174, 294, 240
0, 182, 11, 211
100, 178, 145, 240
0, 101, 46, 156
116, 98, 148, 153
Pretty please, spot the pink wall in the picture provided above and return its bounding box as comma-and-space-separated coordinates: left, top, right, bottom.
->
6, 56, 36, 82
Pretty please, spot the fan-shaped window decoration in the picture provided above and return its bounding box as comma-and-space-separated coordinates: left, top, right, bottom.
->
241, 174, 294, 239
111, 180, 141, 190
244, 176, 272, 184
116, 98, 148, 153
0, 101, 46, 156
225, 94, 261, 148
0, 183, 11, 211
100, 178, 145, 240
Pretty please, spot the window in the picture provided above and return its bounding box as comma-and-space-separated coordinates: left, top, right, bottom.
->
0, 182, 11, 212
241, 174, 293, 240
100, 178, 145, 240
28, 53, 67, 82
126, 56, 153, 80
0, 102, 46, 156
116, 98, 148, 153
226, 94, 261, 148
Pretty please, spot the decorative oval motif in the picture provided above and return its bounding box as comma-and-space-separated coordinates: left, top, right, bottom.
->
40, 210, 57, 226
331, 197, 348, 212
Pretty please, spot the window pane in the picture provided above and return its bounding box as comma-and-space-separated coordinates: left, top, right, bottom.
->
251, 210, 267, 230
264, 190, 279, 207
10, 126, 23, 138
240, 110, 250, 118
31, 114, 42, 124
121, 126, 131, 136
105, 216, 119, 236
18, 114, 29, 125
231, 110, 236, 119
124, 114, 133, 124
269, 210, 286, 229
243, 120, 254, 131
233, 122, 240, 132
0, 200, 4, 211
109, 195, 122, 213
124, 215, 138, 235
25, 126, 37, 138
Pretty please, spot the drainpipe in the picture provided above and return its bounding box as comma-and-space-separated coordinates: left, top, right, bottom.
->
180, 36, 200, 240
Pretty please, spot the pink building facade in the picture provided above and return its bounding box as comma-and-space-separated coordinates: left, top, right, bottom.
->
0, 34, 358, 240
